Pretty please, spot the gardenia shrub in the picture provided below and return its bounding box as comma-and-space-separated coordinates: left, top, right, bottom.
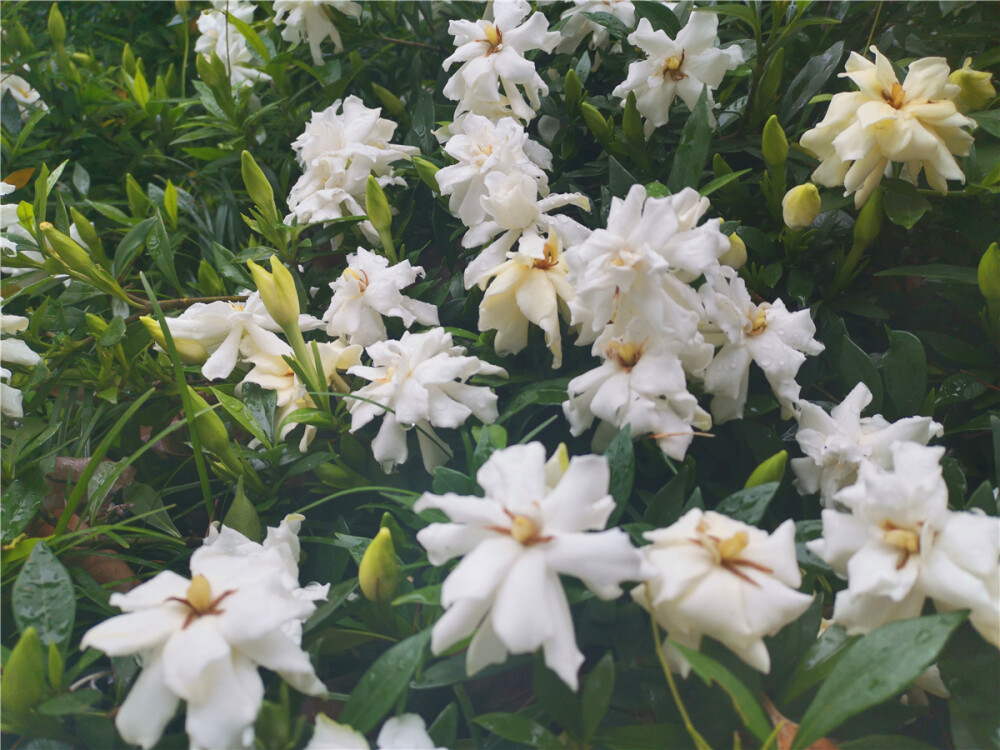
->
1, 2, 998, 749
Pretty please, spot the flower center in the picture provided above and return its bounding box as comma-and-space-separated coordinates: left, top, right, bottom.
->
342, 267, 369, 292
883, 81, 906, 109
692, 520, 773, 586
510, 515, 539, 544
605, 340, 642, 370
167, 574, 237, 629
881, 520, 920, 569
532, 235, 560, 270
661, 51, 687, 81
482, 24, 503, 55
745, 305, 769, 336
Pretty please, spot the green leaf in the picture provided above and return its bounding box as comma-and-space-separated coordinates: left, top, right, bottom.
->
497, 378, 569, 424
670, 641, 771, 742
593, 723, 689, 748
0, 628, 48, 727
533, 656, 582, 739
581, 652, 615, 739
667, 87, 712, 193
391, 584, 441, 607
37, 689, 101, 716
881, 328, 927, 417
938, 621, 1000, 750
609, 155, 637, 198
123, 483, 180, 537
792, 611, 968, 750
643, 464, 690, 527
882, 186, 932, 229
239, 382, 276, 446
696, 4, 758, 29
12, 542, 76, 648
840, 738, 940, 750
96, 316, 126, 347
339, 629, 431, 734
110, 217, 156, 277
699, 169, 752, 197
604, 425, 634, 526
146, 215, 183, 292
633, 1, 680, 35
210, 387, 272, 449
836, 335, 883, 413
474, 712, 562, 750
873, 263, 978, 284
225, 11, 270, 62
780, 42, 845, 123
782, 624, 854, 703
1, 465, 49, 545
581, 11, 630, 44
715, 482, 779, 525
432, 466, 477, 496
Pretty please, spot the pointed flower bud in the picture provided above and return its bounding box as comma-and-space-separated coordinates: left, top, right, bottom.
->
565, 69, 583, 116
744, 449, 788, 488
40, 222, 98, 277
720, 232, 747, 270
247, 256, 300, 330
948, 58, 996, 114
365, 175, 393, 254
358, 527, 399, 603
411, 156, 441, 195
48, 3, 66, 47
782, 184, 821, 230
979, 242, 1000, 327
186, 390, 235, 465
762, 115, 788, 168
853, 188, 883, 248
241, 151, 278, 225
140, 316, 209, 364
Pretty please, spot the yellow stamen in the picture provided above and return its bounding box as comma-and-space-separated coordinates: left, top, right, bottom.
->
483, 24, 502, 52
883, 526, 920, 553
510, 515, 538, 544
665, 55, 681, 71
747, 306, 768, 336
606, 340, 642, 369
884, 81, 905, 109
717, 531, 749, 561
532, 235, 560, 269
187, 575, 213, 613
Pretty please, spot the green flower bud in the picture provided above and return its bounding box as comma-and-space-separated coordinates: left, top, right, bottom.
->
371, 83, 406, 119
40, 222, 98, 278
719, 232, 747, 270
175, 0, 190, 14
365, 175, 393, 252
581, 102, 612, 148
247, 255, 300, 329
744, 450, 788, 488
623, 91, 644, 147
85, 313, 109, 337
69, 207, 103, 258
122, 43, 137, 77
359, 527, 399, 603
853, 187, 883, 248
979, 242, 1000, 326
241, 151, 278, 225
48, 4, 66, 47
948, 58, 996, 114
140, 316, 209, 364
186, 389, 233, 462
0, 627, 48, 726
564, 68, 582, 116
782, 184, 822, 230
198, 259, 226, 297
411, 156, 441, 195
761, 115, 788, 168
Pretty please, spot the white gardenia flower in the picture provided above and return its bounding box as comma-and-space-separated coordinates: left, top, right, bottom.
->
478, 232, 575, 368
462, 171, 590, 289
242, 338, 362, 451
80, 520, 327, 750
700, 268, 824, 423
437, 114, 551, 227
195, 3, 272, 89
555, 0, 638, 54
792, 382, 943, 505
0, 309, 42, 418
564, 319, 713, 460
415, 442, 650, 690
0, 70, 47, 119
442, 0, 560, 122
1, 180, 39, 264
801, 47, 976, 208
324, 247, 439, 347
808, 443, 1000, 647
272, 0, 362, 65
307, 713, 445, 750
634, 509, 813, 675
564, 184, 726, 346
612, 14, 743, 135
155, 292, 323, 381
286, 96, 418, 240
348, 327, 506, 472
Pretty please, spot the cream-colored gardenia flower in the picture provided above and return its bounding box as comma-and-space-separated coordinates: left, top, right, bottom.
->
634, 509, 813, 675
442, 0, 560, 122
792, 382, 943, 506
479, 232, 575, 368
555, 0, 639, 54
307, 713, 445, 750
0, 70, 47, 119
0, 310, 42, 418
323, 248, 439, 347
801, 46, 976, 208
808, 443, 1000, 648
272, 0, 362, 65
416, 442, 650, 690
612, 13, 743, 135
195, 2, 272, 89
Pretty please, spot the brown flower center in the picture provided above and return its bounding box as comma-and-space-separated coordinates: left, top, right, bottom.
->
481, 24, 503, 55
691, 520, 774, 586
343, 267, 370, 292
661, 50, 687, 81
605, 340, 642, 370
167, 575, 237, 629
488, 510, 551, 546
532, 236, 560, 270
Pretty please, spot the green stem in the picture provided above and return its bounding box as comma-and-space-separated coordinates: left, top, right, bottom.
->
649, 600, 713, 750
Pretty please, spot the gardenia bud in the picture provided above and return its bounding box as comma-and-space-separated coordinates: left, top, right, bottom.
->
40, 222, 98, 277
762, 115, 788, 168
186, 389, 237, 466
241, 150, 278, 225
782, 184, 821, 230
948, 58, 996, 113
979, 242, 1000, 325
48, 3, 66, 47
247, 256, 300, 330
358, 527, 399, 603
364, 175, 393, 248
140, 316, 209, 364
853, 188, 883, 248
719, 232, 747, 270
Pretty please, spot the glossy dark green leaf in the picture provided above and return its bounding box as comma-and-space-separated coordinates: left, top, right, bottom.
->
96, 315, 125, 347
938, 621, 1000, 750
792, 611, 967, 750
714, 482, 779, 525
533, 656, 582, 739
339, 629, 430, 734
239, 382, 276, 445
836, 334, 883, 413
667, 87, 712, 193
37, 689, 101, 716
644, 464, 690, 527
223, 477, 261, 542
581, 652, 615, 739
881, 328, 927, 418
873, 263, 978, 284
634, 1, 680, 35
475, 712, 562, 750
593, 723, 689, 748
780, 42, 845, 123
883, 187, 932, 229
12, 542, 76, 648
1, 465, 49, 545
605, 424, 634, 525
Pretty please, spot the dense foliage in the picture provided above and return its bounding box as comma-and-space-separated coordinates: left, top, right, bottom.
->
1, 2, 998, 749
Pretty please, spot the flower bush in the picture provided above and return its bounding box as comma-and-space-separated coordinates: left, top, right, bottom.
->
1, 2, 998, 749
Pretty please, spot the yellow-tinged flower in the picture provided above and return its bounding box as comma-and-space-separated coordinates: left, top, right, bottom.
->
948, 57, 996, 113
801, 46, 975, 208
358, 527, 399, 603
140, 316, 209, 365
782, 184, 822, 230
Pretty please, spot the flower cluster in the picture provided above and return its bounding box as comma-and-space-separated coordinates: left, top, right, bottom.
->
195, 1, 271, 89
272, 0, 362, 65
0, 307, 41, 418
